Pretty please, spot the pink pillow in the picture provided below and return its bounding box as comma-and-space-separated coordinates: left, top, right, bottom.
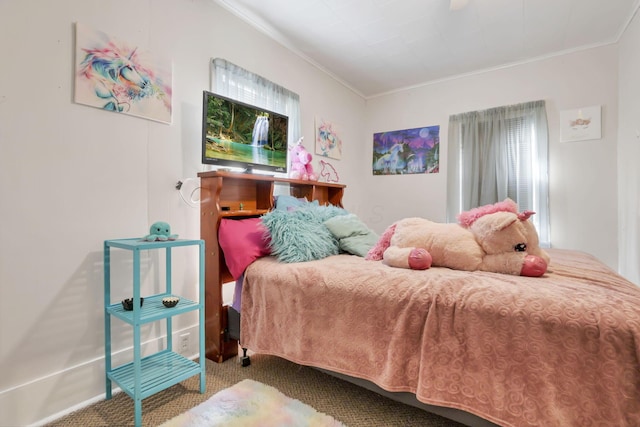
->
218, 218, 271, 279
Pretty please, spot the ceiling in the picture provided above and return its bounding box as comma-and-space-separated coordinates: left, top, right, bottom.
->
214, 0, 640, 98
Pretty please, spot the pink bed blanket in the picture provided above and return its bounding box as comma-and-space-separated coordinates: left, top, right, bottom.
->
240, 249, 640, 427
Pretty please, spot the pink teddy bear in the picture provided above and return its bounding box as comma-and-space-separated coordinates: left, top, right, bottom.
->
289, 137, 317, 181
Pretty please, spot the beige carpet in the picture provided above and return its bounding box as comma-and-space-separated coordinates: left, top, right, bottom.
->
46, 353, 465, 427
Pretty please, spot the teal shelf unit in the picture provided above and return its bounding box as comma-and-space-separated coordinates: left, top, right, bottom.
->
103, 238, 206, 427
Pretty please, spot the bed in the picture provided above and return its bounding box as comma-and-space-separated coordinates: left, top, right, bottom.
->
236, 249, 640, 427
198, 172, 640, 427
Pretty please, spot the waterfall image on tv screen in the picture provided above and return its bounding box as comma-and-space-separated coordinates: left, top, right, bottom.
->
202, 91, 288, 173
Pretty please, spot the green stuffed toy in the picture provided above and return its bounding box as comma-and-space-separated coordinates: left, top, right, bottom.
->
143, 221, 178, 241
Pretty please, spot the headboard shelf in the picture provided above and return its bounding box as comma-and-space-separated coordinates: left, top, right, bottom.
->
219, 209, 270, 217
198, 170, 346, 362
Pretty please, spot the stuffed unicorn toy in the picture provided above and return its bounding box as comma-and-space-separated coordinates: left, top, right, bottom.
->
366, 199, 549, 277
289, 137, 317, 181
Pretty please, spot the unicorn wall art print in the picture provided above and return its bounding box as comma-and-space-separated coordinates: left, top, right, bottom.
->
315, 117, 343, 160
372, 125, 440, 175
74, 23, 172, 124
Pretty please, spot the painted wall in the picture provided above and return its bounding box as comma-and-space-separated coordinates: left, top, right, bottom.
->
361, 45, 620, 272
617, 10, 640, 284
0, 1, 364, 425
0, 0, 636, 425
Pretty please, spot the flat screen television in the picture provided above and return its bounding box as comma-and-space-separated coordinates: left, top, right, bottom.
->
201, 90, 288, 174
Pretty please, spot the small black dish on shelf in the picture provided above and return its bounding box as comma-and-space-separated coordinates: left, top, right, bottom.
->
162, 296, 180, 308
122, 297, 144, 311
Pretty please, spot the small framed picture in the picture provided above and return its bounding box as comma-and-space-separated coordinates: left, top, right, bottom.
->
560, 106, 601, 142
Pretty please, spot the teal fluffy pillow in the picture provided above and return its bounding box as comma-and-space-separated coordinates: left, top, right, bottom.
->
323, 214, 379, 257
261, 205, 347, 263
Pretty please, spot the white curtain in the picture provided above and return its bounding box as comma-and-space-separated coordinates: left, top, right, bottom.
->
447, 100, 550, 246
211, 58, 300, 147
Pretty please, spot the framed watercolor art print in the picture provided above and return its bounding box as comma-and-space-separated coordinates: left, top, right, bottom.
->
74, 23, 173, 124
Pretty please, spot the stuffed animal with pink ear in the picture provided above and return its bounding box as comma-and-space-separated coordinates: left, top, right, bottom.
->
289, 137, 317, 181
366, 199, 549, 277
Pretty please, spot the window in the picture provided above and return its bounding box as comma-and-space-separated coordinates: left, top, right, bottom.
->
211, 58, 300, 147
447, 100, 550, 246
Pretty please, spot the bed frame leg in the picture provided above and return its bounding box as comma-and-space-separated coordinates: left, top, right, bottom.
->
240, 347, 251, 367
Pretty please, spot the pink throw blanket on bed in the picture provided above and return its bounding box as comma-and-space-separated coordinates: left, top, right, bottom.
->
240, 249, 640, 427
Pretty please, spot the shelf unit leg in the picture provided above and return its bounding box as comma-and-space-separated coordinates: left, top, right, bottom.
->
166, 247, 172, 294
133, 248, 142, 426
198, 241, 206, 393
134, 398, 142, 427
104, 242, 112, 399
166, 247, 173, 352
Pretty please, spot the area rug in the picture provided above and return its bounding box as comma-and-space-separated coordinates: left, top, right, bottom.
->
159, 379, 346, 427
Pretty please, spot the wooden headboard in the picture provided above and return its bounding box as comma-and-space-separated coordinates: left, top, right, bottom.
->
197, 171, 346, 362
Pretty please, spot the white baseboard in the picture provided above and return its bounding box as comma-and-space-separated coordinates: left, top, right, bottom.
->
0, 324, 200, 427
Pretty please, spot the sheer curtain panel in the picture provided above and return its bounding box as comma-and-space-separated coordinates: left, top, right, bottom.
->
447, 100, 550, 246
211, 58, 301, 147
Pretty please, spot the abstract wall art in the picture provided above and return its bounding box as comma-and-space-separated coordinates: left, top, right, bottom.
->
315, 117, 342, 160
74, 23, 172, 124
